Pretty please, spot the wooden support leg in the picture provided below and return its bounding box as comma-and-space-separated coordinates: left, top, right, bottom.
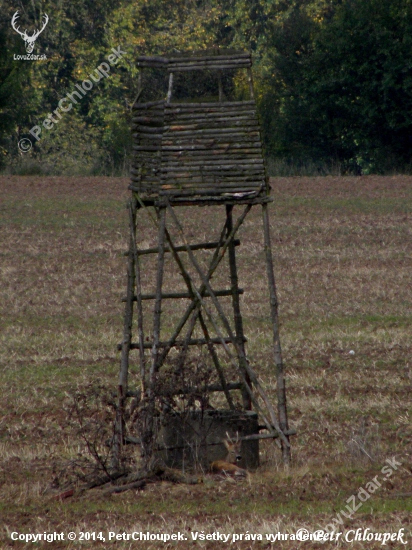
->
226, 205, 251, 409
128, 201, 146, 391
113, 198, 137, 469
150, 206, 167, 381
141, 206, 167, 463
262, 202, 291, 466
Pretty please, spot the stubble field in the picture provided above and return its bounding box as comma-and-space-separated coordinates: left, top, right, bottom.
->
0, 175, 411, 549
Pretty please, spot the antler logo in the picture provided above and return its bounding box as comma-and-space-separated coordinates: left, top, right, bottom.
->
11, 11, 49, 54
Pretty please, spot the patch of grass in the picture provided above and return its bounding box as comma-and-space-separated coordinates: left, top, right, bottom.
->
272, 196, 411, 215
0, 198, 126, 229
266, 157, 343, 177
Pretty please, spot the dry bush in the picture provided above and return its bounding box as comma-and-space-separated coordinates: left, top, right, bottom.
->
55, 383, 124, 487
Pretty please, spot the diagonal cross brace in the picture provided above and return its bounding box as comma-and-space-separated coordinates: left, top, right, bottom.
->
159, 221, 236, 410
128, 201, 146, 386
165, 201, 289, 447
164, 228, 280, 442
154, 204, 252, 370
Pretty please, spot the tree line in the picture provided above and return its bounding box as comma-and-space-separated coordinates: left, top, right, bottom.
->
1, 0, 412, 175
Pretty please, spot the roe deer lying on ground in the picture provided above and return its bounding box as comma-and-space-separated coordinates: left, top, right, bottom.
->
210, 432, 247, 476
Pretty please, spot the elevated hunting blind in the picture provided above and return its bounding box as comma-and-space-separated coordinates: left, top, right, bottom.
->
115, 50, 293, 471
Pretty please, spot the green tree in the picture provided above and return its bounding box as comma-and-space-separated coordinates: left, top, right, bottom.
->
2, 0, 231, 172
0, 21, 31, 166
261, 0, 412, 172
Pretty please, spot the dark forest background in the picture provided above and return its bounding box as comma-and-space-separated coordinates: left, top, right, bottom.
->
1, 0, 412, 175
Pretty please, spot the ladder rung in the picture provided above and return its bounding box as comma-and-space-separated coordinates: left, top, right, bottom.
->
122, 288, 244, 302
117, 336, 246, 351
124, 239, 240, 256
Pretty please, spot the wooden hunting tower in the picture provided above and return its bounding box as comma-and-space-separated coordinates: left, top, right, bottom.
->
116, 50, 293, 470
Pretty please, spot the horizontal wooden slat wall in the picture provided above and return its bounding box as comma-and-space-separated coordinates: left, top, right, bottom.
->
131, 53, 267, 200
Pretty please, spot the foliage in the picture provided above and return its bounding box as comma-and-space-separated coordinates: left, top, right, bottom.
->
260, 0, 412, 173
0, 25, 30, 168
1, 0, 412, 174
6, 115, 109, 176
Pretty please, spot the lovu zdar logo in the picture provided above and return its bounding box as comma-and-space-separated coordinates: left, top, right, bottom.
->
11, 11, 49, 53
